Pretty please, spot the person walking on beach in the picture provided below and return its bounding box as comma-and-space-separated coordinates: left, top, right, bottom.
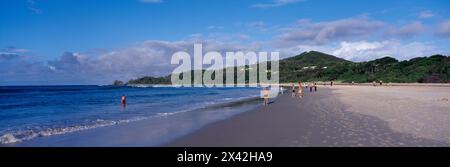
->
314, 82, 317, 92
263, 87, 270, 106
291, 84, 296, 97
309, 83, 313, 92
330, 81, 333, 86
121, 95, 127, 107
297, 82, 303, 98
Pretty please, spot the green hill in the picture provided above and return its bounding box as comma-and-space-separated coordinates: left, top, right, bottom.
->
278, 51, 352, 82
338, 55, 449, 83
124, 51, 450, 85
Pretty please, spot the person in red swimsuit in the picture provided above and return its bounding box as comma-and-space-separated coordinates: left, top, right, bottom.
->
121, 95, 126, 107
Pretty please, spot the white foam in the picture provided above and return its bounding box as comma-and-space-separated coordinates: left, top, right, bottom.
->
0, 111, 193, 145
0, 118, 140, 144
0, 133, 21, 144
156, 110, 188, 117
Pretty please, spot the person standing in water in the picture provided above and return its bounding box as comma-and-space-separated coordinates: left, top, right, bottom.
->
121, 95, 127, 107
263, 87, 270, 106
297, 82, 303, 98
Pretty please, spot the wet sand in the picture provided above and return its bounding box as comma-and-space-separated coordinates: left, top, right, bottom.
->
167, 86, 450, 147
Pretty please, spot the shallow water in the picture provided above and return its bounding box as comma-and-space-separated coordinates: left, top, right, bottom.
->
0, 85, 261, 144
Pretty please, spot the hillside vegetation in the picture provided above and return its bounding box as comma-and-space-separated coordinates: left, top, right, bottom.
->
124, 51, 450, 84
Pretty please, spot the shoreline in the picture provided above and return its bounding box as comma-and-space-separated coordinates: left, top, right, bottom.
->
5, 95, 262, 147
166, 86, 450, 147
3, 85, 449, 147
125, 83, 450, 88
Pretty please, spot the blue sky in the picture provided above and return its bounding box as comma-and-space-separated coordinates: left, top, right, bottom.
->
1, 0, 450, 85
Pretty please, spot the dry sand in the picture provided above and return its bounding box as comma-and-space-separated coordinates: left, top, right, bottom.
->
167, 86, 450, 147
332, 85, 450, 144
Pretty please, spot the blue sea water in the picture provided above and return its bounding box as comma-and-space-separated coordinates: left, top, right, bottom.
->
0, 86, 261, 144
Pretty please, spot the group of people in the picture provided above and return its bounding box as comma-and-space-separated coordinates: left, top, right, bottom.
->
262, 81, 321, 106
372, 80, 384, 86
290, 82, 303, 98
290, 82, 318, 98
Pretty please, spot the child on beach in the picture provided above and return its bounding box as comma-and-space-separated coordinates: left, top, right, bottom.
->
263, 87, 269, 106
291, 84, 296, 97
297, 82, 303, 98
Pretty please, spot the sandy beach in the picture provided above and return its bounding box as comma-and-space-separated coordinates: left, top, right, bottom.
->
6, 85, 450, 147
168, 85, 450, 147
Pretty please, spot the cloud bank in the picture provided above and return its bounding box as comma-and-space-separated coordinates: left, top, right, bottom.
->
274, 16, 384, 46
384, 21, 425, 38
0, 39, 261, 85
276, 40, 438, 62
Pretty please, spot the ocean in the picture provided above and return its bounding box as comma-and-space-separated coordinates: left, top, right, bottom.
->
0, 86, 262, 145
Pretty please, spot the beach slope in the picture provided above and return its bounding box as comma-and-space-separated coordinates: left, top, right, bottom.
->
167, 86, 450, 147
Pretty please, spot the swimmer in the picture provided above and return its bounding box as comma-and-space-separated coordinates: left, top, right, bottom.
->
121, 95, 126, 107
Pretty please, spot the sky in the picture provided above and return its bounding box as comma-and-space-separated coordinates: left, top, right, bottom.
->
1, 0, 450, 85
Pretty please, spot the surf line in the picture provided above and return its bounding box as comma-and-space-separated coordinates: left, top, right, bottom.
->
177, 151, 212, 165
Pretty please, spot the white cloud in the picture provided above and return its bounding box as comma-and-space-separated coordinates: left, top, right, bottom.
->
27, 0, 42, 14
435, 19, 450, 38
384, 21, 425, 38
207, 25, 224, 30
275, 40, 439, 62
274, 44, 333, 59
247, 21, 267, 32
49, 39, 259, 82
419, 10, 435, 19
0, 47, 29, 54
251, 0, 303, 8
139, 0, 163, 3
332, 40, 438, 61
0, 38, 261, 85
273, 16, 384, 46
191, 32, 253, 42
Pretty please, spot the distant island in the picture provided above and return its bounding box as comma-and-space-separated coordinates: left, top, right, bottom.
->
122, 51, 450, 85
